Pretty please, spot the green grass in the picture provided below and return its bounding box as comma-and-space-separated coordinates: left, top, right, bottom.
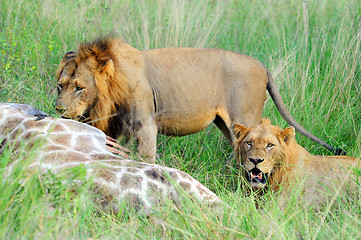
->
0, 0, 360, 239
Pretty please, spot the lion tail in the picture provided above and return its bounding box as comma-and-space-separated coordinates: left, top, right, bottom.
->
265, 70, 346, 156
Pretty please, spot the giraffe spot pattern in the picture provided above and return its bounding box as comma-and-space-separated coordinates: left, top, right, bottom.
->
0, 103, 222, 215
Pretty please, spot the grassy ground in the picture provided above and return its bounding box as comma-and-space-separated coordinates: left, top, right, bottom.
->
0, 0, 360, 239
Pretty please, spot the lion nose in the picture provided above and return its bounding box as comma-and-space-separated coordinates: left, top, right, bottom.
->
249, 157, 264, 165
55, 107, 65, 114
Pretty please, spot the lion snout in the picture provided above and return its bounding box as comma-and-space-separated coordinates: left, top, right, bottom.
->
55, 106, 73, 119
249, 157, 264, 165
55, 107, 66, 114
55, 100, 68, 114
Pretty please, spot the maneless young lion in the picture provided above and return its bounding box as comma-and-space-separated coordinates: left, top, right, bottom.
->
232, 119, 360, 205
55, 37, 342, 162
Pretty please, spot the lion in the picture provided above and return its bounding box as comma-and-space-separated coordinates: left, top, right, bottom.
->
55, 37, 343, 163
232, 119, 360, 205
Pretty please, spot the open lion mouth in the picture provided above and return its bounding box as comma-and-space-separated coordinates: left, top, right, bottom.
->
247, 168, 268, 185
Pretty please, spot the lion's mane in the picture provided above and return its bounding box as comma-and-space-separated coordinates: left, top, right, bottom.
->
61, 38, 133, 134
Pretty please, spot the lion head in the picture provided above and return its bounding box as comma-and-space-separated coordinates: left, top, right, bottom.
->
55, 37, 131, 134
232, 119, 298, 190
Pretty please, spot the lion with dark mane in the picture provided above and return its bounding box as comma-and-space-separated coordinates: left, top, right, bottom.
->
233, 119, 359, 205
55, 37, 342, 162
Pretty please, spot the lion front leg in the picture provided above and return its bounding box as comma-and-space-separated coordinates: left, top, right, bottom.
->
135, 121, 158, 163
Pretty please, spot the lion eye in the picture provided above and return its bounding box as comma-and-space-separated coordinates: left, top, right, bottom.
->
245, 141, 252, 147
75, 86, 84, 92
267, 143, 274, 148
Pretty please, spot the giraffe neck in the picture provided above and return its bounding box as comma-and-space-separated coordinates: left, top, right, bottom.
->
0, 103, 221, 214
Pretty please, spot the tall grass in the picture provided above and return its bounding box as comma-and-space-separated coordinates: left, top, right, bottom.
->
0, 0, 360, 239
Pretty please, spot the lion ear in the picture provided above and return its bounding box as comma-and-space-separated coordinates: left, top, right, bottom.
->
56, 51, 76, 80
100, 59, 114, 77
63, 51, 77, 62
281, 126, 295, 144
232, 124, 249, 140
261, 118, 271, 125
